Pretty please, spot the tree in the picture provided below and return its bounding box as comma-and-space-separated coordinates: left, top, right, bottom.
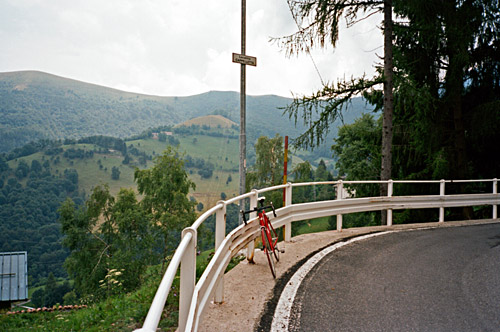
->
30, 159, 42, 174
111, 166, 120, 180
277, 0, 393, 223
59, 193, 110, 298
63, 168, 78, 185
134, 146, 197, 264
0, 155, 9, 172
246, 134, 284, 189
392, 0, 500, 179
333, 114, 381, 182
315, 159, 335, 201
15, 160, 29, 179
122, 154, 131, 165
291, 161, 314, 204
333, 114, 381, 197
60, 185, 157, 299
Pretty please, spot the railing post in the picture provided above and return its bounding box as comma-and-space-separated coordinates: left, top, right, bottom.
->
387, 179, 393, 226
179, 227, 197, 332
246, 190, 258, 262
336, 180, 343, 231
439, 179, 445, 222
214, 202, 226, 304
284, 182, 292, 242
493, 178, 498, 220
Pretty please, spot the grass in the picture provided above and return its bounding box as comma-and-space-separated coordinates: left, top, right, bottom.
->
1, 245, 247, 332
7, 133, 240, 208
128, 135, 240, 208
1, 267, 176, 332
294, 217, 331, 235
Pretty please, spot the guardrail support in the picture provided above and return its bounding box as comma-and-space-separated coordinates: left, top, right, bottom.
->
387, 180, 393, 226
336, 180, 343, 231
493, 178, 498, 220
179, 227, 197, 332
214, 202, 226, 304
246, 190, 258, 262
439, 179, 445, 222
284, 183, 292, 242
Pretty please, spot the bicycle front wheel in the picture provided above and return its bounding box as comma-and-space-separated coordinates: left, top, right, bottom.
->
262, 228, 277, 279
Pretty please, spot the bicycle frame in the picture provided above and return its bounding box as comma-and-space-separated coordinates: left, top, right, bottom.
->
258, 210, 278, 252
241, 198, 280, 278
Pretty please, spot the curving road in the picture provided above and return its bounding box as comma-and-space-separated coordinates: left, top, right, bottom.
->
286, 224, 500, 332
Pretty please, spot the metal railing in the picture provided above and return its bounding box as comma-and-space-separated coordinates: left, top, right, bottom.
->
135, 178, 499, 332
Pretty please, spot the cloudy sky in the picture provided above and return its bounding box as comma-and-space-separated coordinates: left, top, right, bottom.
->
0, 0, 383, 98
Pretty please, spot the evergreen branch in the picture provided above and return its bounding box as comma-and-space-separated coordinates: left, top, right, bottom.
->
284, 75, 383, 150
273, 0, 383, 57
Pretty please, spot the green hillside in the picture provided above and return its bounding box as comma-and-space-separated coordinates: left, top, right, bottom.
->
176, 114, 237, 128
6, 130, 240, 211
0, 70, 371, 154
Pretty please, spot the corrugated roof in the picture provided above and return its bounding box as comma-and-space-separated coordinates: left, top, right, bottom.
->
1, 252, 28, 302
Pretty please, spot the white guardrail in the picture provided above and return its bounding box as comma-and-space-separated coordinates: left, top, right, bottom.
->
135, 178, 499, 332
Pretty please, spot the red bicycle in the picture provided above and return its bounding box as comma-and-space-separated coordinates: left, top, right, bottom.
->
241, 197, 281, 278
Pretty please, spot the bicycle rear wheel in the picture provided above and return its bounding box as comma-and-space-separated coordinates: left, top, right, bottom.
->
270, 227, 280, 263
262, 228, 276, 278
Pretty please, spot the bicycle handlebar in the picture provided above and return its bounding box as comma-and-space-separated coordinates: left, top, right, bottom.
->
240, 201, 277, 225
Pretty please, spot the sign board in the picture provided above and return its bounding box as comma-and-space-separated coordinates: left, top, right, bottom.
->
232, 53, 257, 66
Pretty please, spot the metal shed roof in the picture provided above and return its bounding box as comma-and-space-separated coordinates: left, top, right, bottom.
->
0, 252, 28, 302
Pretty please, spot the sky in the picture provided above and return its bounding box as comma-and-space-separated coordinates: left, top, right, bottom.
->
0, 0, 383, 98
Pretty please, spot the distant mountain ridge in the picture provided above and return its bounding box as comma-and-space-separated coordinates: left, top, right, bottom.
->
0, 70, 371, 153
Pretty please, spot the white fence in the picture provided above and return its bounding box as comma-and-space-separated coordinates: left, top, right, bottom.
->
135, 178, 499, 332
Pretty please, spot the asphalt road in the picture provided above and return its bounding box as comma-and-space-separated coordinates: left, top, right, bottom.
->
288, 224, 500, 332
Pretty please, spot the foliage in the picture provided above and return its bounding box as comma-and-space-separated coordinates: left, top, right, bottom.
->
78, 136, 127, 155
276, 0, 499, 224
0, 166, 82, 284
31, 273, 72, 308
290, 160, 336, 235
0, 265, 180, 332
135, 146, 197, 261
59, 185, 157, 299
274, 0, 383, 57
247, 134, 285, 189
333, 114, 381, 181
390, 0, 500, 181
0, 71, 321, 154
111, 166, 120, 180
245, 134, 287, 210
284, 76, 382, 149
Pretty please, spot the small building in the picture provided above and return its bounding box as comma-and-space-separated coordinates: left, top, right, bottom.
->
0, 252, 28, 307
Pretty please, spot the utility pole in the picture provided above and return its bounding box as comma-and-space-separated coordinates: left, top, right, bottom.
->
232, 0, 256, 223
239, 0, 246, 223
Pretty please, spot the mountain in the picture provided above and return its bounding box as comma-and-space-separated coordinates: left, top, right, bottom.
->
0, 70, 372, 154
176, 115, 237, 128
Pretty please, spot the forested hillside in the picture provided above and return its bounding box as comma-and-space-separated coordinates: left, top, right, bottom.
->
0, 70, 370, 322
0, 70, 370, 153
0, 125, 239, 286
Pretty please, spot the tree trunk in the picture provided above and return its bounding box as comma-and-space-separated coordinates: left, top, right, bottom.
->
380, 0, 394, 225
444, 9, 472, 220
